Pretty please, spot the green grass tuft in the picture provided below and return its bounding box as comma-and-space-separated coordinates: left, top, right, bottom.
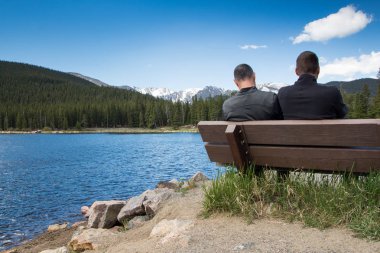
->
203, 167, 380, 240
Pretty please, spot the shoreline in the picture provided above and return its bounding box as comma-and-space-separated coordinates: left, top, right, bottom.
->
1, 172, 379, 253
0, 126, 198, 135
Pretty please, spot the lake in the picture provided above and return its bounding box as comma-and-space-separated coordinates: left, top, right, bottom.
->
0, 133, 219, 250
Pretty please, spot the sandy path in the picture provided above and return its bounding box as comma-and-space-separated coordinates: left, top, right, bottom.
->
104, 186, 380, 253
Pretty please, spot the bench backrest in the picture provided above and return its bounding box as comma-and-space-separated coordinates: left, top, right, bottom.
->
198, 119, 380, 174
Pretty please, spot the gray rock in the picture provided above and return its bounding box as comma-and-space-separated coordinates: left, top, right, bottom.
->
233, 242, 255, 251
156, 180, 179, 190
47, 223, 68, 232
127, 215, 150, 229
143, 188, 175, 216
39, 246, 68, 253
189, 171, 208, 183
87, 200, 126, 229
117, 194, 146, 224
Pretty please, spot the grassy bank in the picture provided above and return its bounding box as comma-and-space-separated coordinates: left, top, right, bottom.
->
203, 168, 380, 240
0, 126, 198, 134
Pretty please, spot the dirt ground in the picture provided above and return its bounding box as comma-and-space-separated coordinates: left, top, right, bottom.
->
3, 186, 380, 253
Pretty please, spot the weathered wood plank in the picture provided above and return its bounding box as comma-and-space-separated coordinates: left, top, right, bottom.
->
225, 125, 252, 173
198, 119, 380, 147
205, 144, 380, 173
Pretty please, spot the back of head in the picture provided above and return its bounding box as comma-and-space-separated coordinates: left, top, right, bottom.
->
296, 51, 319, 76
234, 64, 254, 81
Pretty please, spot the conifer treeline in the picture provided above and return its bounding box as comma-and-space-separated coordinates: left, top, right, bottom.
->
342, 83, 380, 119
0, 61, 227, 130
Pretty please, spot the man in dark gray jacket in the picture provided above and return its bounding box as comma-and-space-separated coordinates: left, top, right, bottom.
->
223, 64, 283, 121
278, 51, 348, 119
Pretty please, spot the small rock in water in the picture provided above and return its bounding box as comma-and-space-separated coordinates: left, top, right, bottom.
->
127, 215, 150, 229
80, 206, 90, 218
68, 228, 115, 252
189, 171, 208, 183
47, 223, 68, 232
39, 246, 68, 253
87, 200, 127, 229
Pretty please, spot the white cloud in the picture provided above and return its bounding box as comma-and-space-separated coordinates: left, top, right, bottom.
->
240, 44, 267, 50
319, 51, 380, 80
292, 5, 372, 44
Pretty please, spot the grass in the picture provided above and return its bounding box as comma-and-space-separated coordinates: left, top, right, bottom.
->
202, 167, 380, 240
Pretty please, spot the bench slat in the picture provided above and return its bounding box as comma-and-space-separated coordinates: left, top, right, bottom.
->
198, 120, 380, 147
205, 144, 380, 173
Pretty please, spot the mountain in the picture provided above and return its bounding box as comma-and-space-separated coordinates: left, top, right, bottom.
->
322, 78, 379, 96
133, 86, 232, 102
68, 72, 111, 87
68, 70, 379, 101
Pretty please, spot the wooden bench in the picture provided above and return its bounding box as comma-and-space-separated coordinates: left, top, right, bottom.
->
198, 119, 380, 175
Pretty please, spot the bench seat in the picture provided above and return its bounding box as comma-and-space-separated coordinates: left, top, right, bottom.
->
198, 119, 380, 174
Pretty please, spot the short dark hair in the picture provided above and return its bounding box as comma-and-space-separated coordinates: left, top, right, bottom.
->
234, 64, 254, 81
296, 51, 319, 74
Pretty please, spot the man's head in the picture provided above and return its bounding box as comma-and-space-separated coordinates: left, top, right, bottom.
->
295, 51, 320, 78
234, 64, 256, 90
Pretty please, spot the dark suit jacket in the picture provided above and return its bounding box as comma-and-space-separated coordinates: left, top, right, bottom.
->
223, 87, 283, 121
278, 74, 348, 120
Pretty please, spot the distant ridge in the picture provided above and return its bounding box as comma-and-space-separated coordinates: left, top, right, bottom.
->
68, 72, 111, 87
322, 78, 379, 96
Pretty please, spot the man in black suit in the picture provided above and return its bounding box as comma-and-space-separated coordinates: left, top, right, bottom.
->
223, 64, 282, 121
278, 51, 348, 119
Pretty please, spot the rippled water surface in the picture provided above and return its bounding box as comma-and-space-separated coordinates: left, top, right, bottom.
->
0, 133, 218, 250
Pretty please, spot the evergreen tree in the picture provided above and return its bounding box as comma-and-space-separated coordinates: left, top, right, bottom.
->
3, 114, 8, 130
63, 117, 69, 130
369, 84, 380, 118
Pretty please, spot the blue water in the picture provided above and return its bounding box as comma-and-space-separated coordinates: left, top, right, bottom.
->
0, 133, 218, 250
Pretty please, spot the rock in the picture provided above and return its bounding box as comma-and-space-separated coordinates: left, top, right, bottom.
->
81, 206, 90, 218
156, 180, 179, 190
169, 178, 180, 186
117, 195, 146, 224
39, 246, 68, 253
71, 221, 86, 228
87, 200, 126, 229
150, 219, 194, 244
233, 242, 255, 251
181, 181, 190, 189
47, 223, 68, 232
189, 171, 208, 183
127, 215, 150, 229
68, 228, 115, 252
143, 188, 175, 216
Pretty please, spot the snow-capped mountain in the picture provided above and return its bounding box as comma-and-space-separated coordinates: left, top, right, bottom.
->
256, 82, 289, 93
133, 86, 232, 102
69, 71, 289, 102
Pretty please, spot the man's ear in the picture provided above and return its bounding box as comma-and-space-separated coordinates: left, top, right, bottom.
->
295, 67, 300, 76
234, 80, 240, 89
315, 67, 320, 78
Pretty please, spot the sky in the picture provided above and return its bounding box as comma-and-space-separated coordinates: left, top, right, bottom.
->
0, 0, 379, 90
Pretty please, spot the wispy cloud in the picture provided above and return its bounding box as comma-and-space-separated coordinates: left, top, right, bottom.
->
292, 5, 372, 44
319, 51, 380, 80
240, 44, 268, 50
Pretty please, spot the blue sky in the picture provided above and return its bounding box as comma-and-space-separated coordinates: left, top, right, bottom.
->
0, 0, 379, 90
